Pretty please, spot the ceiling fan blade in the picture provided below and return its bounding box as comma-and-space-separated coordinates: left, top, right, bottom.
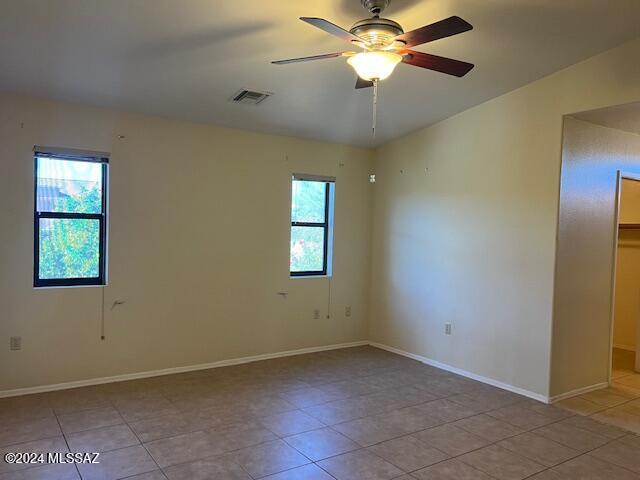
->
394, 16, 472, 48
402, 50, 474, 77
355, 77, 374, 89
300, 17, 365, 44
272, 52, 352, 65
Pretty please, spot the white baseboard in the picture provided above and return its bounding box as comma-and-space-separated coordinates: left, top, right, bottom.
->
369, 341, 550, 404
0, 338, 609, 405
0, 340, 369, 398
613, 343, 636, 352
547, 382, 609, 403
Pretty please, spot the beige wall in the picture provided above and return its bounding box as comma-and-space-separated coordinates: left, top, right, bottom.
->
0, 94, 373, 392
370, 38, 640, 400
553, 120, 640, 396
613, 179, 640, 352
4, 38, 640, 399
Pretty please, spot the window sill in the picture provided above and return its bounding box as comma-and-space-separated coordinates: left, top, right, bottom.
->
290, 274, 332, 279
34, 284, 107, 290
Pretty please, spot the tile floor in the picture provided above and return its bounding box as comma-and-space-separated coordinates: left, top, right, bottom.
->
612, 348, 640, 393
555, 348, 640, 436
1, 346, 640, 479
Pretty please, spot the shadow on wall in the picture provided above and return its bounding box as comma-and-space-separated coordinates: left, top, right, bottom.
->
551, 102, 640, 399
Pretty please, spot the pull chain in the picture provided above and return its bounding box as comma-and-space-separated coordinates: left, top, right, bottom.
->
372, 79, 379, 137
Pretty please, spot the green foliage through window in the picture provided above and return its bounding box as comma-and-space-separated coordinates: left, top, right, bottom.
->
291, 180, 326, 223
290, 179, 332, 275
290, 226, 325, 272
39, 219, 100, 279
34, 155, 107, 286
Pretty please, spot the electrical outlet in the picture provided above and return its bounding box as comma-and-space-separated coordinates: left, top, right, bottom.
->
445, 323, 452, 335
313, 309, 320, 320
345, 306, 352, 317
10, 336, 21, 351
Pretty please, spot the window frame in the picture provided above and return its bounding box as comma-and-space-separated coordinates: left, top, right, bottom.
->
290, 180, 331, 277
33, 152, 108, 288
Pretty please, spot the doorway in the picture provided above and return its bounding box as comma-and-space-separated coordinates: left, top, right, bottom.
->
610, 174, 640, 391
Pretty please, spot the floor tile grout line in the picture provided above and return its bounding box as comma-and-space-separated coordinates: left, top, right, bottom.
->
0, 433, 71, 476
554, 414, 637, 473
52, 406, 83, 480
122, 411, 165, 479
517, 433, 639, 479
454, 444, 551, 480
0, 432, 65, 450
313, 461, 340, 480
445, 420, 636, 480
130, 428, 292, 472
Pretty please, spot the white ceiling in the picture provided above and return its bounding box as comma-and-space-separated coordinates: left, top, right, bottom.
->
573, 101, 640, 136
1, 0, 639, 147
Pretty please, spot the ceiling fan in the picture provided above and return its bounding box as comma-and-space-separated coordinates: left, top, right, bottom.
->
272, 0, 475, 88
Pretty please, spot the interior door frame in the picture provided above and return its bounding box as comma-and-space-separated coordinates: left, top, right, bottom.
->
608, 171, 640, 384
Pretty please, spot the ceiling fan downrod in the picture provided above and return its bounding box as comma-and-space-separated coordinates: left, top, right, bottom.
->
361, 0, 390, 17
372, 79, 378, 137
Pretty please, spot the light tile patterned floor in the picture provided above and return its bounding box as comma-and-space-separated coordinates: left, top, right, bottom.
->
611, 348, 640, 399
1, 346, 640, 479
556, 348, 640, 436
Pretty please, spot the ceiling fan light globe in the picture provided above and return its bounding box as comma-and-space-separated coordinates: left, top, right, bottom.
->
347, 51, 402, 81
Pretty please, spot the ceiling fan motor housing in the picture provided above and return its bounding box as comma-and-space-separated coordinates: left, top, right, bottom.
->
350, 17, 404, 47
361, 0, 390, 16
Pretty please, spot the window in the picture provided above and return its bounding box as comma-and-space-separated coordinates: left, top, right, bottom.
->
34, 147, 108, 287
290, 175, 335, 276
